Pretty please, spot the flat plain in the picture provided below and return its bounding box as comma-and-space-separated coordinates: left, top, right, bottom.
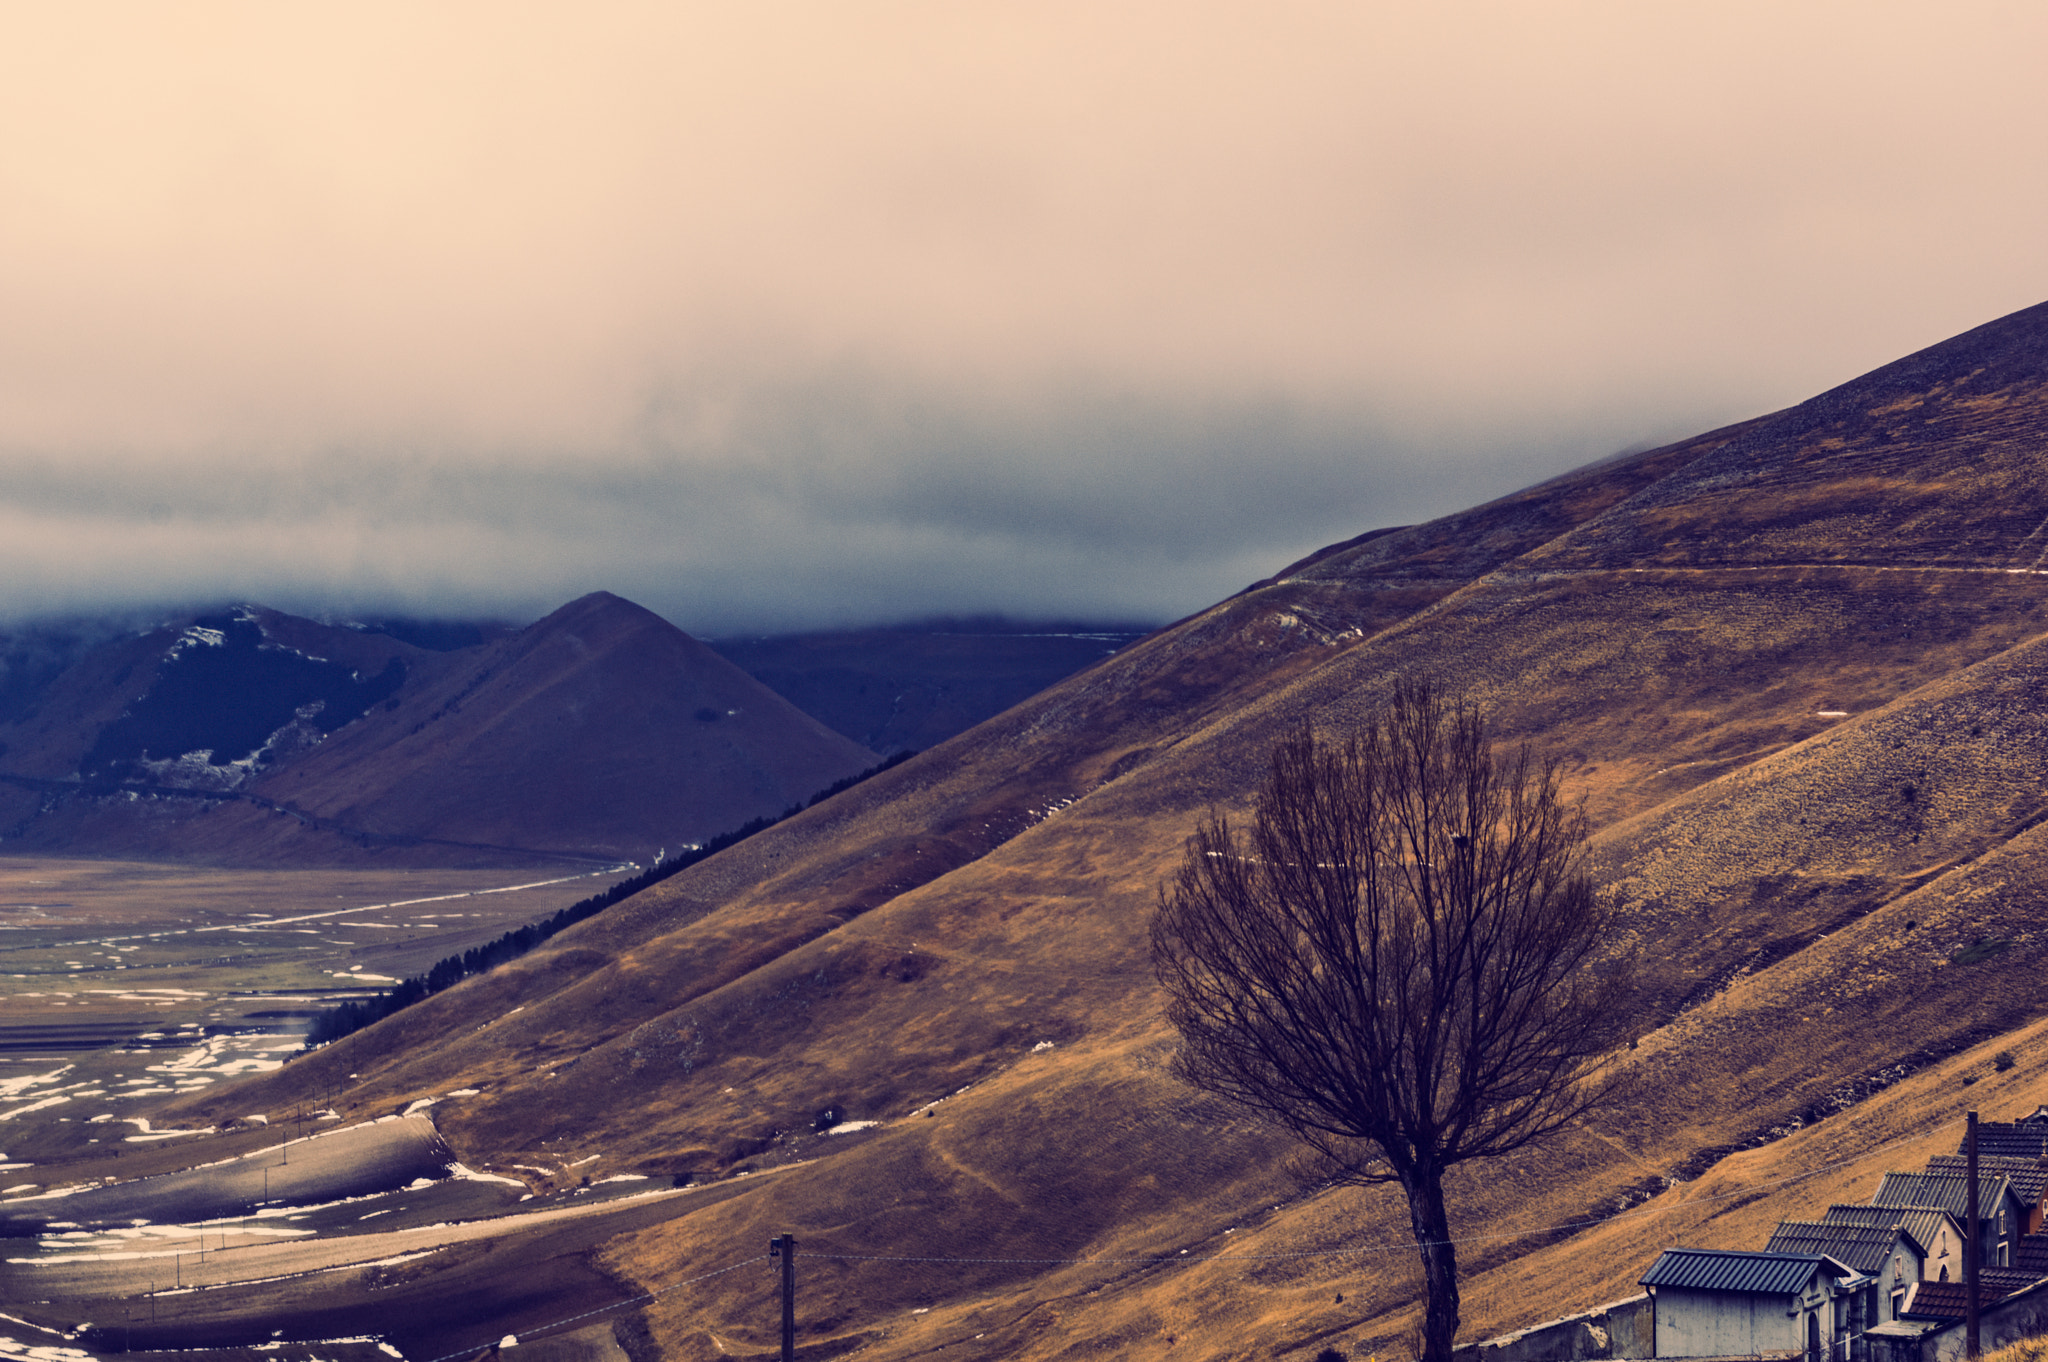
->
0, 856, 683, 1362
0, 857, 615, 1179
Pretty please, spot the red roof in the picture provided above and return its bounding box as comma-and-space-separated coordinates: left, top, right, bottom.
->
1900, 1271, 2040, 1321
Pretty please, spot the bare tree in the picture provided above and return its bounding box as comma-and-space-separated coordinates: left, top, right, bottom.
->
1151, 680, 1622, 1362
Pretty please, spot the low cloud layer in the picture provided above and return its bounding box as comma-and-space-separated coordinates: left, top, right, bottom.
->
3, 4, 2045, 632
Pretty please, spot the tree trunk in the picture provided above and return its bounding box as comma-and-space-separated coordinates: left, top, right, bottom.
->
1404, 1169, 1460, 1362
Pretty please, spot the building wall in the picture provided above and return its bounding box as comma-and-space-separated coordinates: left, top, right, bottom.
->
1653, 1286, 1802, 1358
1918, 1277, 2048, 1362
1881, 1240, 1927, 1322
1923, 1223, 1960, 1284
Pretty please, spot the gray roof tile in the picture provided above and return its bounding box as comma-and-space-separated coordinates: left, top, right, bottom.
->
1765, 1221, 1919, 1273
1821, 1204, 1955, 1255
1925, 1155, 2048, 1203
1641, 1249, 1852, 1295
1873, 1172, 2024, 1222
1962, 1115, 2048, 1162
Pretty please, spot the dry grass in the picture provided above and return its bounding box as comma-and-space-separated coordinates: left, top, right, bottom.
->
1985, 1336, 2048, 1362
129, 304, 2048, 1359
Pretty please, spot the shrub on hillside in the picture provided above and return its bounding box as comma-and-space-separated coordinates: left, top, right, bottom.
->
1952, 937, 2012, 966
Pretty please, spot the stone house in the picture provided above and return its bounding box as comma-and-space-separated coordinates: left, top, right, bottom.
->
1966, 1110, 2048, 1162
1870, 1172, 2027, 1269
1639, 1248, 1862, 1361
1923, 1155, 2048, 1236
1818, 1206, 1963, 1295
1767, 1219, 1929, 1327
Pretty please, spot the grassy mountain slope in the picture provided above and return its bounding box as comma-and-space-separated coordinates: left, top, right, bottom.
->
179, 300, 2048, 1359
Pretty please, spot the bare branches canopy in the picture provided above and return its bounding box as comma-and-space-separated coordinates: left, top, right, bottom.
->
1150, 679, 1623, 1362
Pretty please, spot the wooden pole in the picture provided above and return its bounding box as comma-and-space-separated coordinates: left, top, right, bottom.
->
769, 1233, 796, 1362
1967, 1110, 1980, 1359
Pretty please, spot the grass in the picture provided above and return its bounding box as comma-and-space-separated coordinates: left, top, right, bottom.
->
27, 327, 2048, 1359
1987, 1336, 2048, 1362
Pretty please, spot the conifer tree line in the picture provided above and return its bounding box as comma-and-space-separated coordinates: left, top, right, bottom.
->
302, 750, 916, 1049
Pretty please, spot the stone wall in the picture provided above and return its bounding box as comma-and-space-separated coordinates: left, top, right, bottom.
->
1453, 1294, 1656, 1362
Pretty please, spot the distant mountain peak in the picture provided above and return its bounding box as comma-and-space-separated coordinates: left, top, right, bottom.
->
0, 593, 875, 865
531, 590, 683, 636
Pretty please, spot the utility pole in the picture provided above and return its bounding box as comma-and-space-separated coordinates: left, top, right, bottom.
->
1966, 1110, 1980, 1359
768, 1233, 796, 1362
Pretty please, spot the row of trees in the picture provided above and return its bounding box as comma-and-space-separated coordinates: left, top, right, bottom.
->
302, 749, 915, 1049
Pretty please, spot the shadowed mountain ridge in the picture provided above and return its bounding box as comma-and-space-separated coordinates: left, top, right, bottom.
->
0, 591, 877, 864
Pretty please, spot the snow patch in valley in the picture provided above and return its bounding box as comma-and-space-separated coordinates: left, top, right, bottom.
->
0, 1068, 72, 1101
122, 1117, 213, 1142
448, 1163, 524, 1188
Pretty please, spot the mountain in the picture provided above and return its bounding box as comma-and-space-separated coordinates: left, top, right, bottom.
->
173, 299, 2048, 1360
707, 619, 1154, 754
0, 592, 877, 865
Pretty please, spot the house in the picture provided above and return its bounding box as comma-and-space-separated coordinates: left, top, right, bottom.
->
1767, 1219, 1928, 1325
1924, 1155, 2048, 1235
1640, 1248, 1862, 1361
1866, 1274, 2048, 1362
1616, 1114, 2048, 1362
1965, 1109, 2048, 1162
1870, 1172, 2027, 1268
2015, 1230, 2048, 1278
1820, 1206, 1964, 1289
1898, 1270, 2042, 1324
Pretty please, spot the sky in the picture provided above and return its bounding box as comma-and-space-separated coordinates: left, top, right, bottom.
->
3, 3, 2046, 636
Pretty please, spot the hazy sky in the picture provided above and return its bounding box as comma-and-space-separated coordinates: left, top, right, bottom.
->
4, 3, 2045, 634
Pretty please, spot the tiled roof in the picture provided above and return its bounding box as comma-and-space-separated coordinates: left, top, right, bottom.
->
1926, 1154, 2048, 1203
1641, 1249, 1850, 1295
1873, 1172, 2023, 1222
1765, 1221, 1915, 1274
1900, 1271, 2040, 1321
1965, 1121, 2048, 1162
2016, 1232, 2048, 1276
1822, 1204, 1954, 1255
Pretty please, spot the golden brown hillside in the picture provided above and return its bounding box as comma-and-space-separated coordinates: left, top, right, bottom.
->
175, 299, 2048, 1361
